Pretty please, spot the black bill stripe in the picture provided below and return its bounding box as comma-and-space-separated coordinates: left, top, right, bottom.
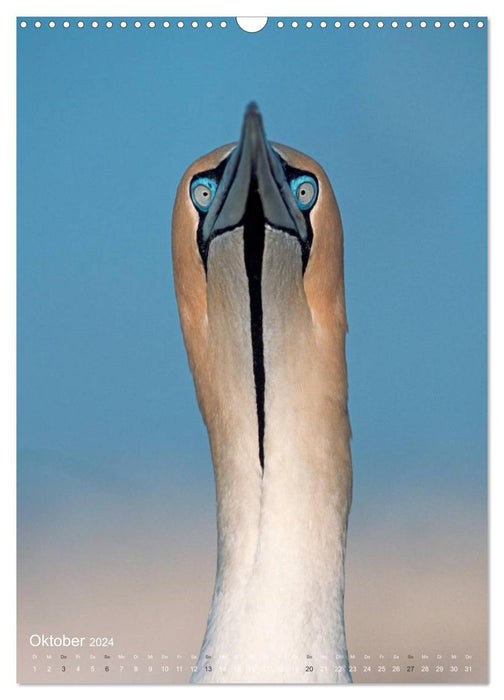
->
243, 177, 265, 472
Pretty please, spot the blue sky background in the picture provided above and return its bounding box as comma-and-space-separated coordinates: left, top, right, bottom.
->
17, 17, 487, 654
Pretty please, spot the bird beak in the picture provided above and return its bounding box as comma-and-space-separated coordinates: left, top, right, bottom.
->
201, 103, 308, 247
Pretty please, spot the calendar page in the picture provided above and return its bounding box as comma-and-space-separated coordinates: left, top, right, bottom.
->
17, 15, 487, 684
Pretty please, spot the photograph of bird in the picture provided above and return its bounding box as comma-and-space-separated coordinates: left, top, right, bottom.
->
172, 103, 352, 683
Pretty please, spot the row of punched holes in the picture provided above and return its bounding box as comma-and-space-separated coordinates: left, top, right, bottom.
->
19, 18, 486, 30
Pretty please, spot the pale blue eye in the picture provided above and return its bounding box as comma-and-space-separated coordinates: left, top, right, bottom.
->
191, 177, 217, 212
290, 175, 318, 210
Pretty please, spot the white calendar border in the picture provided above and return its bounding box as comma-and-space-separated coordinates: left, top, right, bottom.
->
2, 0, 500, 699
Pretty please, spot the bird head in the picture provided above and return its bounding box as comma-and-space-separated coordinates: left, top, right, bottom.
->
172, 103, 347, 458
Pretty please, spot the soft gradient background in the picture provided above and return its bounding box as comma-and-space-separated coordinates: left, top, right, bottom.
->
17, 17, 487, 683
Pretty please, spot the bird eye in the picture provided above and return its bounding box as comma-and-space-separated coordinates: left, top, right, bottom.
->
191, 177, 217, 212
290, 175, 318, 211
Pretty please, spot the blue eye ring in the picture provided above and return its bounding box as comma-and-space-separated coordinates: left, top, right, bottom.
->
190, 177, 217, 212
290, 175, 318, 211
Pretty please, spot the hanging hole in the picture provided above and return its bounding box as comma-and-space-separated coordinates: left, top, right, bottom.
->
237, 17, 267, 33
